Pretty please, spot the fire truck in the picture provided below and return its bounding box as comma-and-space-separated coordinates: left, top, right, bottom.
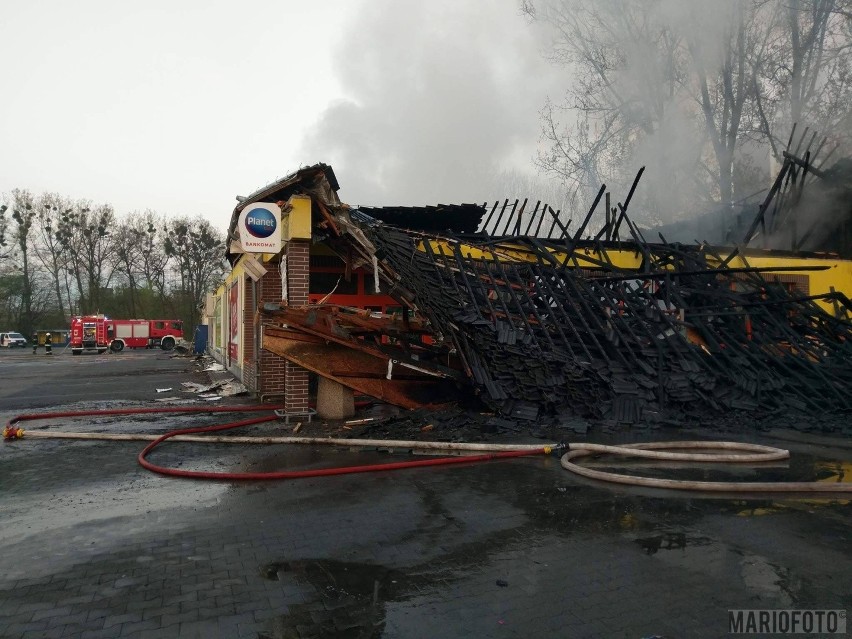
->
70, 316, 183, 354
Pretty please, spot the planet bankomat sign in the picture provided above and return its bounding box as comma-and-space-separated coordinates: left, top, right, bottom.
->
238, 202, 282, 253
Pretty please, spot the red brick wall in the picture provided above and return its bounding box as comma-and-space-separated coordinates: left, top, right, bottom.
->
261, 261, 283, 301
283, 240, 310, 412
238, 263, 288, 401
287, 241, 310, 306
238, 243, 311, 410
259, 266, 287, 400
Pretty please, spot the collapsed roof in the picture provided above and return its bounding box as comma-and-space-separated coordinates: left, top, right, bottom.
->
227, 163, 340, 265
243, 160, 852, 423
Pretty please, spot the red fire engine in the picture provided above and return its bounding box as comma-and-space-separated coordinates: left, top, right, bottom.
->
70, 315, 109, 355
70, 316, 183, 354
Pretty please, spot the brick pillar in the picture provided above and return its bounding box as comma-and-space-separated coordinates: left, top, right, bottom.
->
284, 240, 310, 412
286, 240, 310, 304
259, 266, 287, 399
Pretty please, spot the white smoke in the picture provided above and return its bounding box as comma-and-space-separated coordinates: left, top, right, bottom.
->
298, 1, 563, 207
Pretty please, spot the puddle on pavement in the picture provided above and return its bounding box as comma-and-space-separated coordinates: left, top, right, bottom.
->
238, 434, 851, 637
244, 440, 850, 537
626, 533, 802, 606
257, 559, 415, 639
254, 513, 545, 638
736, 551, 800, 607
633, 531, 713, 555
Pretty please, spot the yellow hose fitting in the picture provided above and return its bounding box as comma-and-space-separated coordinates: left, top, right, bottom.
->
543, 446, 552, 455
3, 426, 24, 440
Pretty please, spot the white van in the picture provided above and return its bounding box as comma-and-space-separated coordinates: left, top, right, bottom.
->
0, 332, 27, 347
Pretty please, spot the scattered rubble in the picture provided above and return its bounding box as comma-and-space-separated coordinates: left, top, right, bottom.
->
181, 381, 221, 393
172, 339, 193, 356
153, 397, 196, 404
335, 404, 852, 441
261, 148, 852, 426
180, 380, 248, 398
365, 218, 851, 422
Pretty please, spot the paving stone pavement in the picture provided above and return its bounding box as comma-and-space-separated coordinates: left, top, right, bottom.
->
2, 415, 851, 638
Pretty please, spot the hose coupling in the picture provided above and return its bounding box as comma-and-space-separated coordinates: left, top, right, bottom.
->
3, 426, 24, 441
547, 442, 568, 456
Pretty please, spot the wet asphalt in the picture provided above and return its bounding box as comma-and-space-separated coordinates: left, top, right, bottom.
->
0, 348, 850, 638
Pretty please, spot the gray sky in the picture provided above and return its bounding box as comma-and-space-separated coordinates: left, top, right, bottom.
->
1, 1, 560, 232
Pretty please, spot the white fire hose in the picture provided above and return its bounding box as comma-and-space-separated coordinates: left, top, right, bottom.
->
12, 429, 852, 493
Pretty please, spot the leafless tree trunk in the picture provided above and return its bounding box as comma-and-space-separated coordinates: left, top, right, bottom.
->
688, 2, 770, 205
138, 211, 171, 310
10, 189, 37, 335
33, 193, 74, 321
57, 203, 115, 314
523, 0, 851, 220
164, 216, 226, 331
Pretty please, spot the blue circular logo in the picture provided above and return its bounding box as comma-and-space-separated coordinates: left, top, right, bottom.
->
245, 207, 277, 238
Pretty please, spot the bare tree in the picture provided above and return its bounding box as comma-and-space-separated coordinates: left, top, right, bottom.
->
10, 189, 37, 334
525, 0, 694, 220
163, 216, 225, 331
0, 203, 9, 259
56, 201, 88, 314
109, 211, 174, 318
137, 211, 171, 311
2, 187, 227, 330
111, 217, 143, 317
0, 269, 24, 330
756, 0, 852, 157
687, 1, 775, 207
80, 204, 116, 312
33, 193, 74, 321
57, 203, 116, 313
523, 0, 852, 221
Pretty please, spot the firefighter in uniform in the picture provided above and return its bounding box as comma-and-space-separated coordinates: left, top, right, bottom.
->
45, 332, 52, 356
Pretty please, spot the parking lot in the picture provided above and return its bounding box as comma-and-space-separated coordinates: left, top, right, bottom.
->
1, 349, 851, 638
0, 347, 193, 411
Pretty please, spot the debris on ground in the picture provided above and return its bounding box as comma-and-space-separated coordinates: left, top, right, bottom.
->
219, 381, 248, 397
181, 381, 225, 394
172, 339, 194, 356
258, 141, 852, 427
325, 403, 852, 441
153, 397, 197, 404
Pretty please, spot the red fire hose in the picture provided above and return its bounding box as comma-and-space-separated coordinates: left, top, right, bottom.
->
5, 406, 549, 481
8, 407, 850, 492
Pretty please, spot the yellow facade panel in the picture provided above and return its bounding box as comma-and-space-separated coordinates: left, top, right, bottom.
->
416, 239, 852, 317
282, 194, 312, 241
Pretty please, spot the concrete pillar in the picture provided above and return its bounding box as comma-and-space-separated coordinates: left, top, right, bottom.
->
316, 376, 355, 420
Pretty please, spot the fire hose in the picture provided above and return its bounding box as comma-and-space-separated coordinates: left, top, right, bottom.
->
4, 406, 852, 492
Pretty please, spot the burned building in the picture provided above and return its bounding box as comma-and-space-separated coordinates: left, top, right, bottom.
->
206, 157, 852, 425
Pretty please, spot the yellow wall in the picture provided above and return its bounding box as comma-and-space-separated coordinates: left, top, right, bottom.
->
417, 239, 852, 316
210, 283, 225, 350
713, 253, 852, 315
210, 262, 246, 369
282, 194, 312, 240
